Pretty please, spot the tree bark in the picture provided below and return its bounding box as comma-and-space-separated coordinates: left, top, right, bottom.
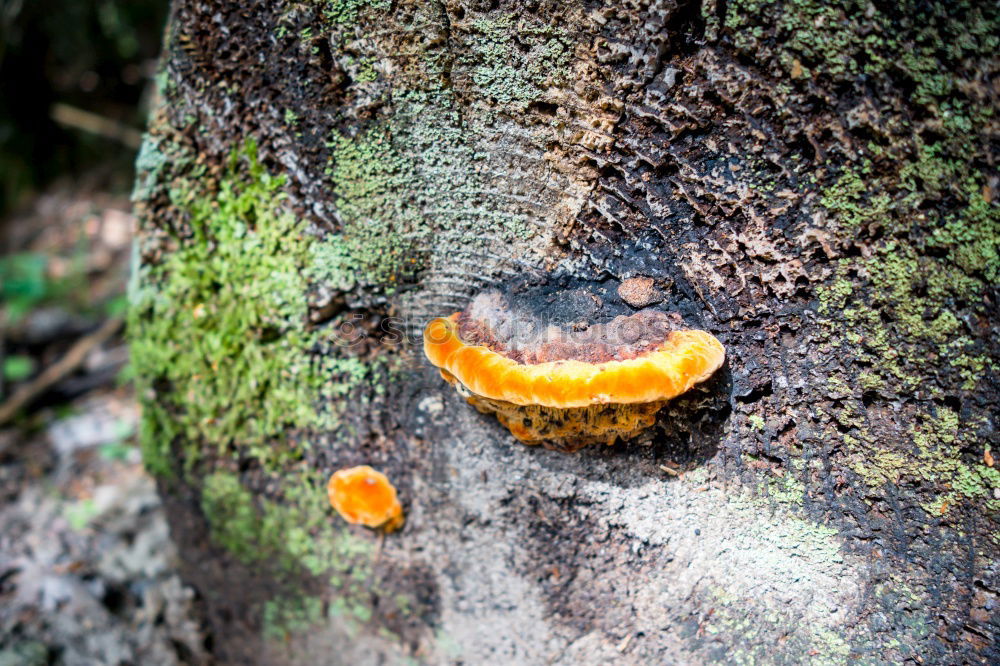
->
130, 0, 999, 663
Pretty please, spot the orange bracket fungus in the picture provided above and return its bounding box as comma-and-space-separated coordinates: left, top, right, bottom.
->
327, 465, 404, 532
423, 290, 725, 451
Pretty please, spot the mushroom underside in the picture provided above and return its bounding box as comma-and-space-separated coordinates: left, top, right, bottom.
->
441, 369, 665, 452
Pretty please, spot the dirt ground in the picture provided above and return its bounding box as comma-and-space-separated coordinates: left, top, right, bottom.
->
0, 182, 207, 665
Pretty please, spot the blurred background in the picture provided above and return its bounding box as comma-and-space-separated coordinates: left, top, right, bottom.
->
1, 2, 209, 664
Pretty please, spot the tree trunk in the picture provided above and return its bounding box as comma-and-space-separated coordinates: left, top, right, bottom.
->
129, 0, 999, 663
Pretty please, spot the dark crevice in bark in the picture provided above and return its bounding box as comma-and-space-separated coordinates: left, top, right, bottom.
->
665, 0, 706, 55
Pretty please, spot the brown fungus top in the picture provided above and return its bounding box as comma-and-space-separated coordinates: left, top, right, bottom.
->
456, 291, 682, 365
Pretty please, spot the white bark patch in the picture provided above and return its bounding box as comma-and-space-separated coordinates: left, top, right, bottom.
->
418, 417, 867, 664
588, 477, 863, 660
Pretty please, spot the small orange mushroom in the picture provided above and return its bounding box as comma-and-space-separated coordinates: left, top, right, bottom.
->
327, 465, 404, 532
423, 290, 725, 451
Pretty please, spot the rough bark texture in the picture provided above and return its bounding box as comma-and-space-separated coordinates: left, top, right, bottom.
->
129, 0, 999, 663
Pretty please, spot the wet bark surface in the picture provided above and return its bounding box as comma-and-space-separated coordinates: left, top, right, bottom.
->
132, 0, 998, 663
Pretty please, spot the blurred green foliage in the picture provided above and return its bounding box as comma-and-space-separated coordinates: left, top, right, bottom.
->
0, 245, 109, 325
0, 252, 50, 322
2, 355, 35, 382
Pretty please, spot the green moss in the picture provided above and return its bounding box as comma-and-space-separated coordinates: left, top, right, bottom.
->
321, 126, 427, 291
308, 233, 361, 293
724, 0, 998, 90
200, 466, 378, 577
821, 243, 990, 384
313, 87, 542, 301
845, 405, 999, 516
465, 14, 570, 110
354, 56, 378, 83
928, 183, 1000, 283
201, 472, 262, 562
764, 472, 806, 507
128, 143, 403, 646
825, 375, 852, 399
200, 467, 381, 641
129, 141, 323, 474
724, 0, 870, 79
849, 449, 907, 487
817, 276, 853, 315
129, 131, 399, 474
816, 169, 997, 399
908, 408, 999, 514
748, 414, 765, 431
804, 5, 997, 517
318, 0, 389, 27
857, 370, 884, 392
701, 592, 853, 665
131, 132, 192, 204
263, 596, 324, 642
818, 160, 893, 234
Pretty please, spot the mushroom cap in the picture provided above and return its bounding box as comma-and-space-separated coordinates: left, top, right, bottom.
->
424, 313, 725, 408
327, 465, 404, 532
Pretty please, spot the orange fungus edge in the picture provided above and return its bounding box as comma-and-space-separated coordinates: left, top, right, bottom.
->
327, 465, 404, 532
423, 312, 725, 408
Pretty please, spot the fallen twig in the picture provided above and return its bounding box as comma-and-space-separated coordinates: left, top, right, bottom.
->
0, 316, 123, 425
51, 103, 143, 150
